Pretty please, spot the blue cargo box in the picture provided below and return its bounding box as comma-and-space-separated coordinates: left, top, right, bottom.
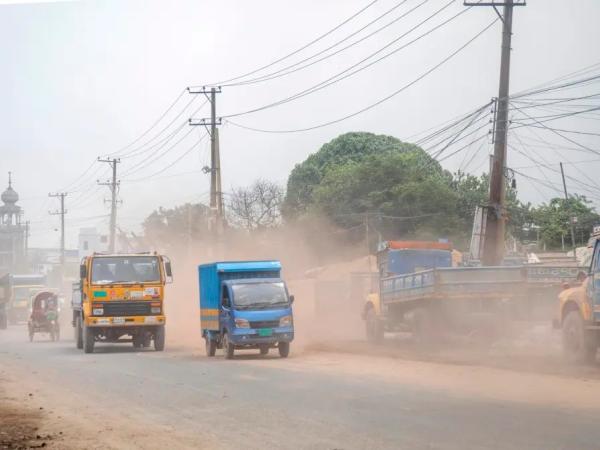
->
198, 260, 282, 331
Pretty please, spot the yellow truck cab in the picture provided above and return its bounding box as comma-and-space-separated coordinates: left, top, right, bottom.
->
557, 238, 600, 363
73, 252, 172, 353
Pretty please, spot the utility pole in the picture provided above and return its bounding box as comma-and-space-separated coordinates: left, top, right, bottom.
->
560, 162, 578, 261
48, 192, 67, 268
188, 86, 223, 235
465, 0, 526, 265
98, 158, 120, 253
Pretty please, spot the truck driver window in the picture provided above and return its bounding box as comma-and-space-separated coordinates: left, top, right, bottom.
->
222, 286, 230, 308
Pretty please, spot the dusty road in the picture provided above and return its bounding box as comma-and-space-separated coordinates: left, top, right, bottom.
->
2, 326, 600, 450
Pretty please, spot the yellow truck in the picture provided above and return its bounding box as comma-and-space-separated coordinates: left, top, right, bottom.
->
73, 252, 172, 353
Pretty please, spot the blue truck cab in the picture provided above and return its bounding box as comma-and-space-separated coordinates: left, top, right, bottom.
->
198, 260, 294, 359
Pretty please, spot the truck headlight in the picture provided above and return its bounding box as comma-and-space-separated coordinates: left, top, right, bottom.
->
92, 308, 104, 316
279, 315, 292, 327
235, 318, 250, 328
151, 307, 161, 314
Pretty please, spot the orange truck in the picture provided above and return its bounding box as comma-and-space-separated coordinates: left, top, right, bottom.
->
555, 241, 600, 363
73, 252, 172, 353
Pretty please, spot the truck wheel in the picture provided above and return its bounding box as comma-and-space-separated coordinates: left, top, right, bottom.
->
83, 325, 95, 354
365, 308, 384, 344
132, 334, 143, 349
222, 332, 234, 359
562, 310, 597, 364
154, 326, 165, 351
278, 342, 290, 358
205, 337, 217, 357
259, 345, 269, 356
75, 316, 83, 349
28, 324, 34, 342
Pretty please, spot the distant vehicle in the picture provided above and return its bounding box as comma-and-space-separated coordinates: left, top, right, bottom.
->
555, 237, 600, 363
199, 260, 294, 359
0, 273, 46, 327
73, 252, 173, 353
27, 290, 60, 342
363, 241, 586, 343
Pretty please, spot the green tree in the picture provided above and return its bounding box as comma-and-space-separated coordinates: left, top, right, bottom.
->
283, 132, 420, 217
531, 195, 599, 249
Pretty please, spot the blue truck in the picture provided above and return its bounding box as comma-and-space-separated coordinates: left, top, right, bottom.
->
198, 260, 294, 359
363, 241, 584, 343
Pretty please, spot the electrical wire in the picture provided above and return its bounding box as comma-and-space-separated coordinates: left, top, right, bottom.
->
221, 0, 425, 87
225, 18, 497, 133
203, 0, 380, 86
222, 0, 463, 119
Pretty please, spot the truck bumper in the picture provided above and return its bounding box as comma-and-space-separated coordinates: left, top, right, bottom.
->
229, 327, 294, 346
85, 315, 165, 327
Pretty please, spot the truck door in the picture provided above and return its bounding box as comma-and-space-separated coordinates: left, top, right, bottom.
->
220, 285, 232, 331
590, 240, 600, 322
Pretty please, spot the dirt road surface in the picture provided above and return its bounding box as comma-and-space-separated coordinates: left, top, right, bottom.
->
2, 325, 600, 450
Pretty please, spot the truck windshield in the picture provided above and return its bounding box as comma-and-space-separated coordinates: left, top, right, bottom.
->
231, 282, 288, 309
91, 256, 161, 284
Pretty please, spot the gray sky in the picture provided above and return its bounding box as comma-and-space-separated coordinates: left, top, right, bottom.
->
1, 0, 599, 248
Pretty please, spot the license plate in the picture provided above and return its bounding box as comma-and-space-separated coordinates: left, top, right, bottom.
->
113, 317, 125, 324
258, 328, 273, 337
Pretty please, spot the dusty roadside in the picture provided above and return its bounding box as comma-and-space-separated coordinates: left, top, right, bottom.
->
0, 357, 217, 450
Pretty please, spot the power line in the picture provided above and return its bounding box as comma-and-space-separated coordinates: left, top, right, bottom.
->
222, 0, 463, 119
202, 0, 380, 86
220, 0, 424, 87
106, 88, 187, 157
225, 19, 497, 133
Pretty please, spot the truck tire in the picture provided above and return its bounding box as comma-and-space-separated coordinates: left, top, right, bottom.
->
132, 334, 143, 349
83, 324, 95, 354
222, 332, 234, 359
28, 323, 34, 342
278, 342, 290, 358
205, 337, 217, 357
154, 326, 165, 352
365, 307, 384, 344
562, 310, 597, 364
75, 316, 83, 349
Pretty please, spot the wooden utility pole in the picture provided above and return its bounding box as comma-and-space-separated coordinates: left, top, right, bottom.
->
465, 0, 526, 265
98, 158, 120, 253
560, 162, 578, 261
188, 86, 223, 235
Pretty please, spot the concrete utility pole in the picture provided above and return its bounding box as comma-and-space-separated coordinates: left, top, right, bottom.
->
98, 158, 120, 253
465, 0, 526, 265
48, 192, 67, 267
560, 162, 578, 261
188, 86, 224, 235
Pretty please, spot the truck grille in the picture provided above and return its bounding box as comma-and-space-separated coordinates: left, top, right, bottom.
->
99, 301, 154, 317
249, 320, 279, 329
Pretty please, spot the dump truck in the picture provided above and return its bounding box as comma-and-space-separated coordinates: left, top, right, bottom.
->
555, 237, 600, 363
199, 260, 294, 359
363, 241, 585, 343
73, 252, 172, 353
0, 273, 46, 327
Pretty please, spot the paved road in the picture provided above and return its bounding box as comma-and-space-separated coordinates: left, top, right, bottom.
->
1, 325, 600, 450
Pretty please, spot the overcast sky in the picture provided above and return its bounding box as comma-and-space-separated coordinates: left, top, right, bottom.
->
1, 0, 599, 248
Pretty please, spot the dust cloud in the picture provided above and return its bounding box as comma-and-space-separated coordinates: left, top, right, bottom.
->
162, 216, 372, 352
159, 217, 599, 380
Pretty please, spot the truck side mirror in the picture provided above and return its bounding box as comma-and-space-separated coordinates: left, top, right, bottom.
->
165, 262, 173, 278
289, 294, 295, 304
80, 264, 87, 279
